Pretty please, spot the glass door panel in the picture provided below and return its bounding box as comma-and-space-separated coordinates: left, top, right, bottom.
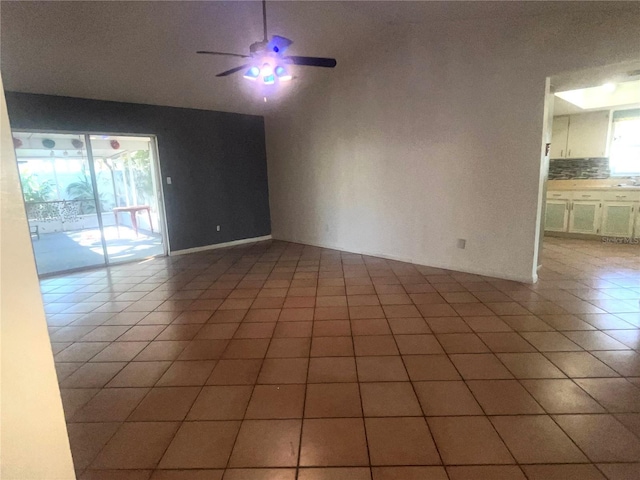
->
14, 131, 106, 275
89, 135, 165, 264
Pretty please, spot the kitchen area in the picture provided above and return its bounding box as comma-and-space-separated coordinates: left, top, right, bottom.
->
544, 75, 640, 241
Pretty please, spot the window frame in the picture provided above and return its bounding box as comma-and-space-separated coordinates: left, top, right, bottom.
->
608, 108, 640, 177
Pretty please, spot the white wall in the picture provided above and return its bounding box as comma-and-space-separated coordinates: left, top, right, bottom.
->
266, 7, 640, 282
0, 77, 76, 478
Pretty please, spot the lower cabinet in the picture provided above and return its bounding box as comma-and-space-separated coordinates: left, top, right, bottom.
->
545, 200, 569, 232
568, 201, 601, 234
601, 202, 636, 237
545, 190, 640, 237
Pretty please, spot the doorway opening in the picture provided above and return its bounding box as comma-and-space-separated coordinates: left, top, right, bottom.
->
536, 61, 640, 271
13, 131, 167, 276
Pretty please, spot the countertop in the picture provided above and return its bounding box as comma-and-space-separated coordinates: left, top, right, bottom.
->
547, 180, 640, 191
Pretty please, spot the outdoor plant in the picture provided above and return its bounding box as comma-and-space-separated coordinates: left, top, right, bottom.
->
20, 173, 55, 202
65, 167, 108, 214
120, 149, 154, 204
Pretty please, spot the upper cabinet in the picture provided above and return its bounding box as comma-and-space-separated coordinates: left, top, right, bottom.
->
551, 111, 610, 159
550, 116, 569, 159
566, 111, 609, 159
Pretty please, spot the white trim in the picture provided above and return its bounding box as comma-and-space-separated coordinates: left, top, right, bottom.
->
150, 136, 170, 256
170, 235, 272, 256
276, 235, 537, 284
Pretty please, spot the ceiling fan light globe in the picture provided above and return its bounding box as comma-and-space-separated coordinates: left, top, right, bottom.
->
243, 66, 261, 80
275, 66, 292, 81
263, 74, 275, 85
261, 63, 274, 76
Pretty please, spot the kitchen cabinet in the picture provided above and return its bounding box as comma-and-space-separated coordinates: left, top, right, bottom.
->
545, 188, 640, 236
602, 190, 636, 202
601, 202, 635, 237
566, 111, 610, 158
545, 200, 569, 232
568, 200, 601, 234
550, 116, 569, 159
550, 111, 610, 159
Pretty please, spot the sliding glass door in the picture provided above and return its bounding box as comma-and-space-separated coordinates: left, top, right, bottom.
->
15, 132, 107, 275
90, 135, 165, 264
13, 131, 166, 276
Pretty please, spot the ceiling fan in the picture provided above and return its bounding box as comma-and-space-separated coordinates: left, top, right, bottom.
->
196, 0, 337, 84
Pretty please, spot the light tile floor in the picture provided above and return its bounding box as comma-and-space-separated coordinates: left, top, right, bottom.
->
42, 237, 640, 479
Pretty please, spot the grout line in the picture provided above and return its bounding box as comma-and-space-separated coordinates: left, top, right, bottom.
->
293, 253, 319, 480
220, 245, 296, 476
343, 258, 376, 480
383, 291, 451, 478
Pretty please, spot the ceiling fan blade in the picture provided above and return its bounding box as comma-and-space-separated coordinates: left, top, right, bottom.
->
286, 56, 337, 68
267, 35, 293, 54
215, 64, 250, 77
197, 51, 250, 59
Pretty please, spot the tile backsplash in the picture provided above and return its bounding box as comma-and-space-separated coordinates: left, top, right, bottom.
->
548, 157, 610, 180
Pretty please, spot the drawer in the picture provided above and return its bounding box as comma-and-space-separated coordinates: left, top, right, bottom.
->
572, 191, 603, 201
601, 190, 640, 202
547, 191, 572, 200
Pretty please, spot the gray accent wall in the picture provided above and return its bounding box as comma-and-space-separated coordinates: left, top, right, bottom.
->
4, 92, 271, 252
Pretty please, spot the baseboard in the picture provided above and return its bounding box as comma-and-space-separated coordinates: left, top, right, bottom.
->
544, 231, 602, 240
411, 257, 538, 284
170, 235, 272, 256
275, 235, 537, 284
287, 238, 415, 264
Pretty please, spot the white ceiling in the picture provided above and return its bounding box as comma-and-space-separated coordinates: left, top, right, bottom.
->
0, 1, 381, 115
2, 1, 638, 116
551, 60, 640, 115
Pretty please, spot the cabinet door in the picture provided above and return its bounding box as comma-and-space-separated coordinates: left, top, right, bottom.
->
569, 201, 601, 234
545, 200, 569, 232
566, 111, 609, 158
550, 116, 569, 159
601, 202, 635, 237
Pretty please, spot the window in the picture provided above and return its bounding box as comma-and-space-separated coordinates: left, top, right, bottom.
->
609, 109, 640, 176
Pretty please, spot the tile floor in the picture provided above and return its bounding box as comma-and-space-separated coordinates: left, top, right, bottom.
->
42, 237, 640, 479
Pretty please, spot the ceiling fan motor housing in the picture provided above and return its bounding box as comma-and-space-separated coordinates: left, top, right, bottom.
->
249, 41, 268, 56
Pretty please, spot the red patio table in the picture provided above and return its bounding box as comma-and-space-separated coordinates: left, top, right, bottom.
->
113, 205, 153, 237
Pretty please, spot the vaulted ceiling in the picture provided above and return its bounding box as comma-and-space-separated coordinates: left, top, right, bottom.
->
1, 1, 635, 115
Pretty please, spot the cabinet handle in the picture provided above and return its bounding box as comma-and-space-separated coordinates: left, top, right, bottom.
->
616, 195, 627, 198
560, 149, 564, 157
581, 195, 591, 198
552, 194, 562, 197
568, 149, 571, 157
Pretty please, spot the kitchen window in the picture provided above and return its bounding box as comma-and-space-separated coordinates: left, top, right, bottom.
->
609, 109, 640, 176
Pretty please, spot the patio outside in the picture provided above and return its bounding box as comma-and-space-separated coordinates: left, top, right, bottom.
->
31, 226, 163, 275
15, 132, 166, 275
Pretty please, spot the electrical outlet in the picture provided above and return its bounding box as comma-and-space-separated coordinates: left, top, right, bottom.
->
457, 239, 466, 249
216, 225, 221, 232
166, 177, 172, 184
